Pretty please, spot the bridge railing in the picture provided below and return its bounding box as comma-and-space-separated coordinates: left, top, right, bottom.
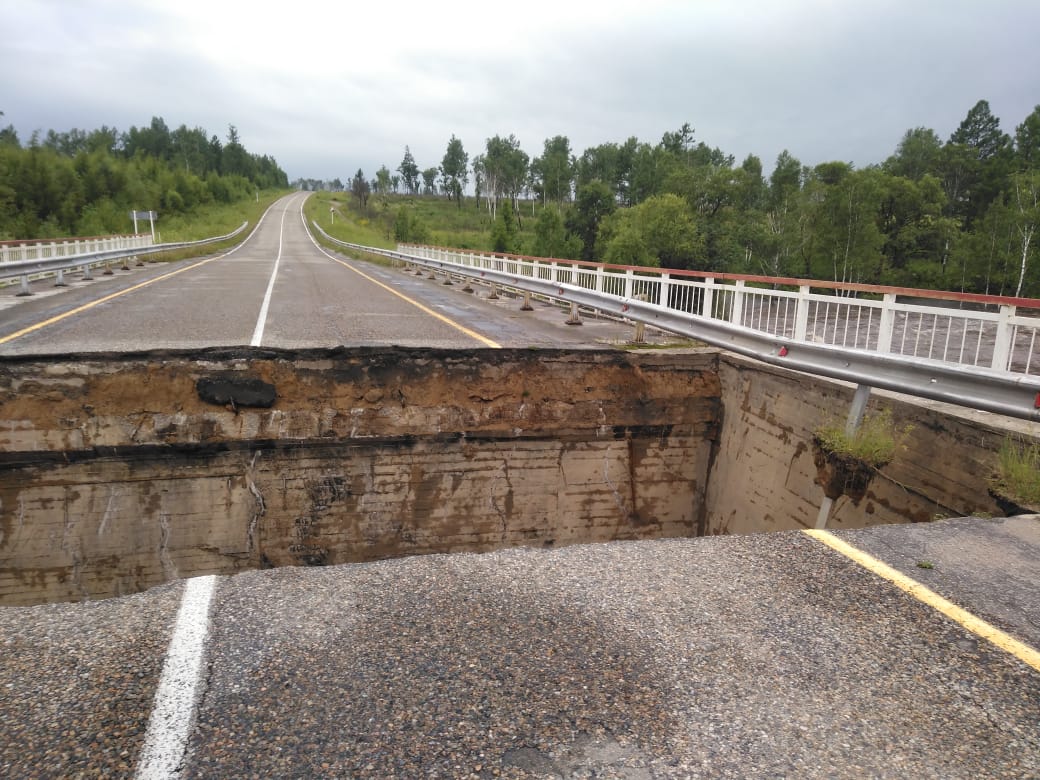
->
0, 223, 249, 293
401, 244, 1040, 379
0, 234, 154, 263
307, 223, 1040, 420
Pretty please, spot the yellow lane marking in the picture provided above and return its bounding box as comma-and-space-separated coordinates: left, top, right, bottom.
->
803, 528, 1040, 673
0, 254, 228, 346
300, 197, 498, 348
323, 252, 501, 349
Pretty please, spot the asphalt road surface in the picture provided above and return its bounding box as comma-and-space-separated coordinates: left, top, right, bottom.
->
0, 193, 664, 355
0, 517, 1037, 779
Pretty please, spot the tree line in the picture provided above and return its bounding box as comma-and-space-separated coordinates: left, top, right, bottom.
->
324, 100, 1039, 297
0, 115, 289, 239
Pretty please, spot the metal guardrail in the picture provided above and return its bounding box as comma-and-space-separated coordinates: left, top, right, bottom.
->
0, 234, 154, 264
0, 223, 249, 293
311, 222, 1040, 421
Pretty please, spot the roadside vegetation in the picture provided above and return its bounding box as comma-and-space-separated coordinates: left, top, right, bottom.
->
158, 190, 287, 243
298, 98, 1040, 297
992, 438, 1040, 508
5, 99, 1038, 298
302, 190, 543, 253
813, 408, 913, 469
0, 116, 289, 242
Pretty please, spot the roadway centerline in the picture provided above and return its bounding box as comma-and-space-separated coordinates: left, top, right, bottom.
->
249, 202, 288, 346
803, 528, 1040, 673
134, 574, 218, 780
299, 205, 500, 349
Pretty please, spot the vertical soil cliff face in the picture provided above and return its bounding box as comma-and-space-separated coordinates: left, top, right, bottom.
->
1, 346, 1023, 606
0, 347, 720, 604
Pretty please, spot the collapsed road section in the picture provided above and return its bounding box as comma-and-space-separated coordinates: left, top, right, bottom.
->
0, 347, 720, 604
0, 346, 1030, 606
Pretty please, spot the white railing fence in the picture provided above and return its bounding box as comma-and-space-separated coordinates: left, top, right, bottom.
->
0, 234, 154, 264
400, 245, 1040, 380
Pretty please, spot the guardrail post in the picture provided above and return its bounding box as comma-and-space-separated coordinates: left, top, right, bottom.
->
794, 285, 811, 341
521, 291, 533, 311
103, 261, 114, 276
487, 283, 499, 300
632, 294, 648, 343
730, 280, 746, 325
17, 274, 32, 296
991, 305, 1015, 371
565, 301, 582, 326
702, 278, 715, 318
876, 293, 897, 353
658, 274, 671, 308
54, 269, 67, 287
82, 263, 94, 281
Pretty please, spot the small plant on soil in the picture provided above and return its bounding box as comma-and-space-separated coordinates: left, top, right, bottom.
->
813, 408, 912, 469
991, 438, 1040, 510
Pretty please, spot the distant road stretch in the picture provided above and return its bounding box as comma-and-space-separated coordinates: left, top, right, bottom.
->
0, 193, 643, 355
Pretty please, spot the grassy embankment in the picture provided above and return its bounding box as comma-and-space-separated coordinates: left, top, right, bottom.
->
303, 190, 545, 254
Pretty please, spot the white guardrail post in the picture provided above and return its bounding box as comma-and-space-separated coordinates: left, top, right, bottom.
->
702, 277, 715, 318
730, 280, 745, 326
876, 293, 897, 354
794, 285, 811, 342
991, 304, 1015, 372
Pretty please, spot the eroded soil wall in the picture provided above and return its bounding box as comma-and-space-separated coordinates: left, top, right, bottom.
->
703, 354, 1020, 534
0, 348, 719, 604
2, 346, 1029, 606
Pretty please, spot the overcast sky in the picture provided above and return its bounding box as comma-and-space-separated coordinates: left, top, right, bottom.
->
2, 0, 1038, 183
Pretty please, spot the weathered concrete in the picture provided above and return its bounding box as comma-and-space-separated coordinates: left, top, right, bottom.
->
0, 347, 719, 604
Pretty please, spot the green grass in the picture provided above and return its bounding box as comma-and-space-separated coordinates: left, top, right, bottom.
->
157, 190, 290, 243
304, 191, 549, 253
813, 408, 912, 469
993, 438, 1040, 508
303, 192, 392, 248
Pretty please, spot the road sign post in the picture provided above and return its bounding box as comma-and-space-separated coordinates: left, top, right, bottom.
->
130, 210, 158, 242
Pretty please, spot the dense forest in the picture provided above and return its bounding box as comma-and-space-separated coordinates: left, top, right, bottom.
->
0, 115, 288, 239
315, 100, 1039, 298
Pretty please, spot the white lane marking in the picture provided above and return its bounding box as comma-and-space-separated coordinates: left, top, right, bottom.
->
250, 203, 289, 346
135, 574, 218, 780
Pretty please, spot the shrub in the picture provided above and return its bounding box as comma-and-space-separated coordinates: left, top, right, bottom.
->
813, 408, 912, 469
993, 438, 1040, 508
